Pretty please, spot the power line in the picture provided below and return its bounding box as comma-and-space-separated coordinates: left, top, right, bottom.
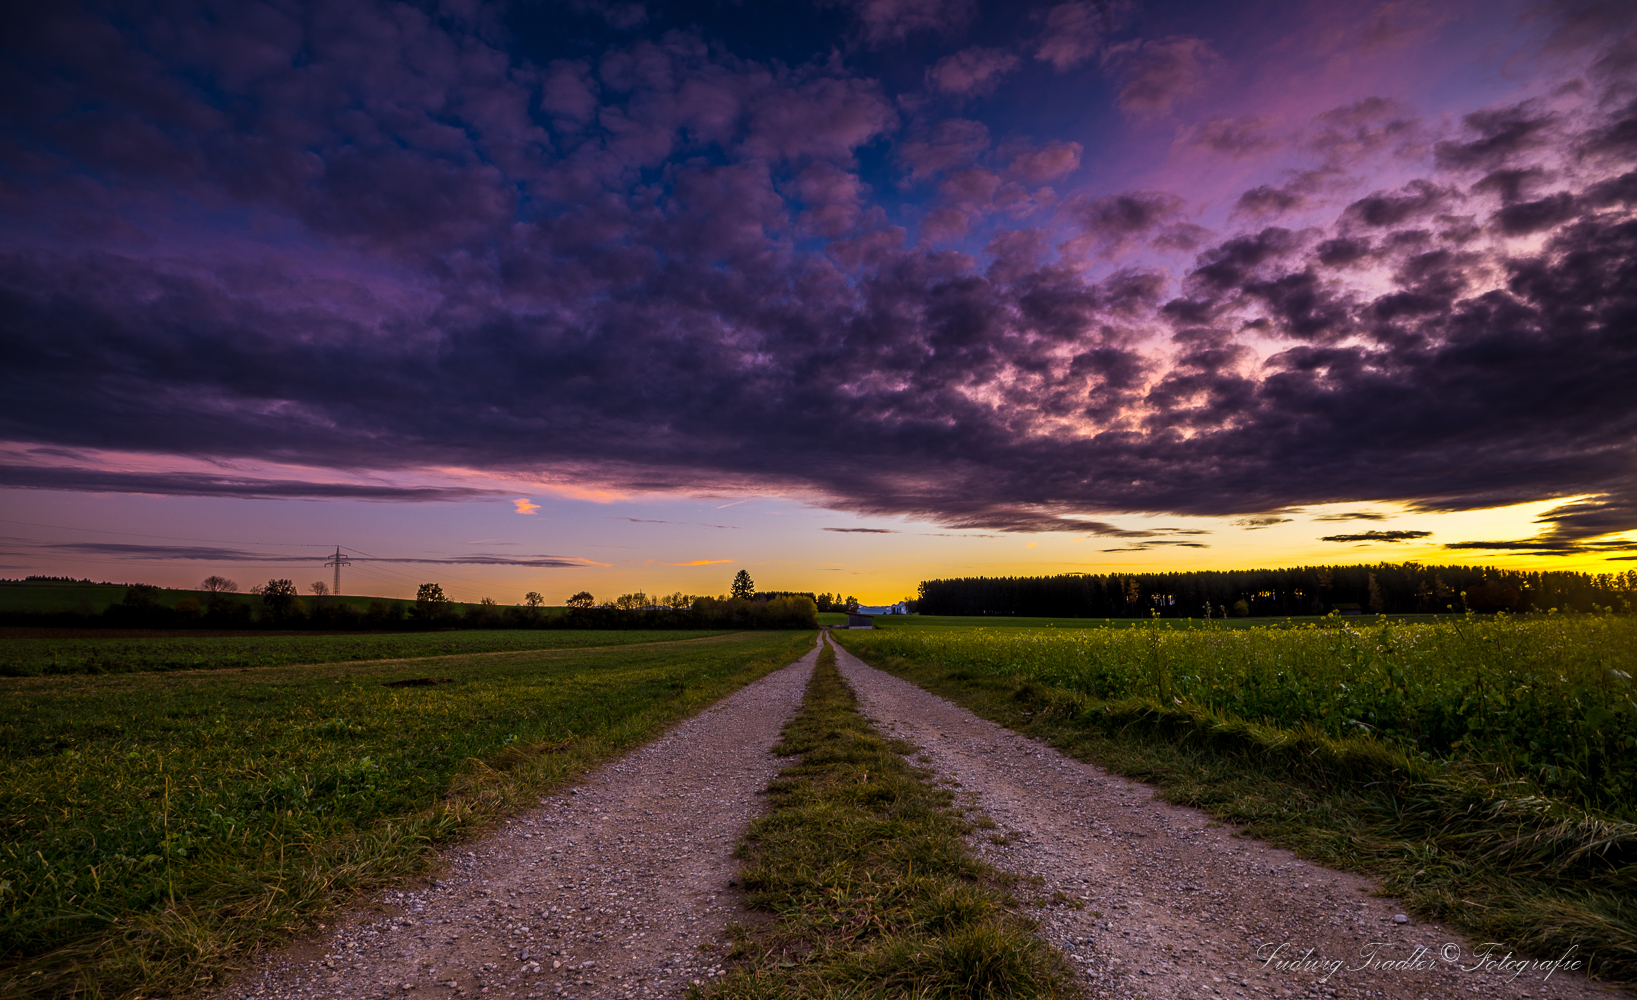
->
0, 518, 333, 547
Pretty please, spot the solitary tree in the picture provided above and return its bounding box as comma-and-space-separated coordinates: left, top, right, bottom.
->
524, 591, 544, 608
200, 575, 238, 595
416, 582, 449, 620
731, 570, 755, 600
261, 579, 299, 617
566, 591, 596, 609
309, 581, 329, 597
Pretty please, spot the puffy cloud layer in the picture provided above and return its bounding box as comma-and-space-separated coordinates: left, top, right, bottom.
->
2, 0, 1635, 555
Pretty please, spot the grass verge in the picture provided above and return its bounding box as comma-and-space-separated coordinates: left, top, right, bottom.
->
704, 637, 1076, 1000
831, 637, 1637, 987
1, 630, 815, 1000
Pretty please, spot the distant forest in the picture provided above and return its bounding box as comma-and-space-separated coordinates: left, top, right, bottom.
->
916, 564, 1637, 617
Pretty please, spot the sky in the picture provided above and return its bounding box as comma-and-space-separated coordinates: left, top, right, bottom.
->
0, 0, 1634, 604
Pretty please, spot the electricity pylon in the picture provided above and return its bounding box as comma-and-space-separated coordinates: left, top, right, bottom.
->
325, 546, 351, 599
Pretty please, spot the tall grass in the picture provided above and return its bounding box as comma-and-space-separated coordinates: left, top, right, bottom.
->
836, 616, 1637, 983
848, 614, 1637, 818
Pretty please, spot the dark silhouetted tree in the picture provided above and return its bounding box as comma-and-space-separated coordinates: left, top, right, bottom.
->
122, 583, 162, 608
524, 592, 544, 608
416, 582, 449, 620
731, 570, 755, 600
566, 591, 595, 609
261, 579, 299, 617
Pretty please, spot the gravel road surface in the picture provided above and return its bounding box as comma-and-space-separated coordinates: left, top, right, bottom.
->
831, 635, 1624, 1000
215, 639, 818, 1000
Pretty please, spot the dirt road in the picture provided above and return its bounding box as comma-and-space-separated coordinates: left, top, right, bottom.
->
219, 631, 1624, 1000
831, 638, 1622, 1000
218, 640, 818, 1000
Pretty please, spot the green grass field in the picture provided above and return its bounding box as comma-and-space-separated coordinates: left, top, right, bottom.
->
0, 627, 735, 676
0, 579, 568, 617
0, 581, 139, 614
822, 611, 1463, 630
839, 614, 1637, 814
1, 630, 816, 1000
833, 615, 1637, 983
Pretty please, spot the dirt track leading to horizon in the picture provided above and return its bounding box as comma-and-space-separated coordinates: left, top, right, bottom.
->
215, 639, 819, 1000
830, 637, 1622, 1000
215, 632, 1626, 1000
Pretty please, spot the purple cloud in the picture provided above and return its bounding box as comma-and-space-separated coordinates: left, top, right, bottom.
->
1034, 1, 1128, 71
1102, 36, 1217, 118
1182, 116, 1278, 157
1, 0, 1635, 552
928, 47, 1020, 96
843, 0, 975, 46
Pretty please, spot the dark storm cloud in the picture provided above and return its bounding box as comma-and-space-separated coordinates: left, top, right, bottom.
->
1319, 530, 1432, 543
1443, 493, 1637, 554
1433, 102, 1555, 171
1312, 512, 1388, 522
2, 0, 1636, 549
1342, 180, 1458, 228
0, 466, 506, 502
40, 542, 318, 562
1231, 515, 1291, 529
1102, 539, 1209, 551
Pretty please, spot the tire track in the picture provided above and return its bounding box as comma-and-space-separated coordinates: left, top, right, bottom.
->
216, 639, 819, 1000
830, 636, 1623, 1000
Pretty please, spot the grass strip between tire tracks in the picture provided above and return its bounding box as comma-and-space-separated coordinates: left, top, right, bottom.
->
704, 636, 1077, 1000
830, 636, 1637, 988
2, 631, 816, 1000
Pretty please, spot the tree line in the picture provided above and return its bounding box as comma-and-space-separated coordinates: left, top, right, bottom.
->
0, 572, 819, 630
916, 564, 1637, 618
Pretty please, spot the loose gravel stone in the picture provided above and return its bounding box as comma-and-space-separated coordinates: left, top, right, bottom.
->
213, 640, 819, 1000
831, 638, 1627, 1000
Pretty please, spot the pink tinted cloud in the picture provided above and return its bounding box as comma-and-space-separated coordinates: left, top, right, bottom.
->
898, 118, 990, 182
927, 47, 1020, 96
1103, 36, 1219, 118
1006, 140, 1083, 182
844, 0, 976, 46
1034, 0, 1128, 71
1181, 116, 1279, 157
